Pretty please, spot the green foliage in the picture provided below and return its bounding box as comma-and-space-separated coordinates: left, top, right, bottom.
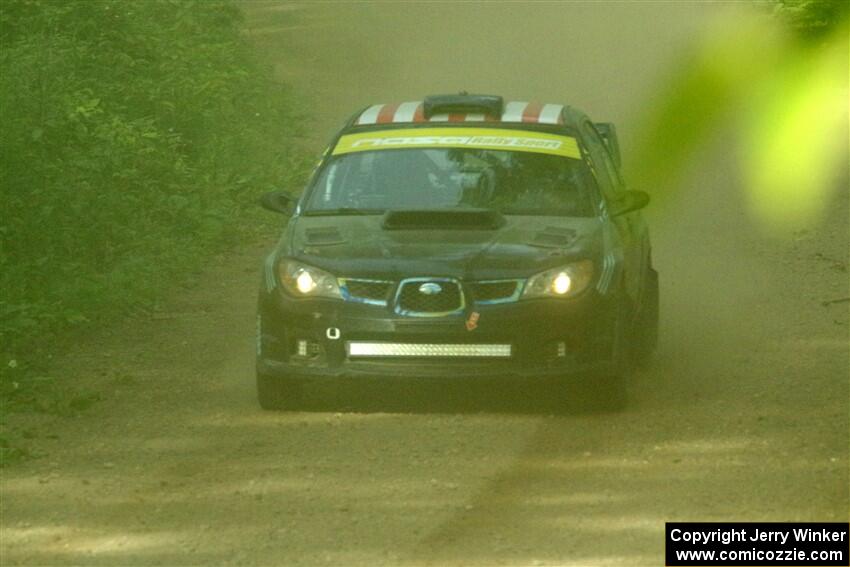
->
771, 0, 850, 40
631, 0, 847, 231
0, 1, 308, 387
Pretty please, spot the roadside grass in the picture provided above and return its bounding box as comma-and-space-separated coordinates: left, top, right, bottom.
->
0, 0, 311, 465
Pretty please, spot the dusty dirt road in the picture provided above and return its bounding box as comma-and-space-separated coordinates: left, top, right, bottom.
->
2, 3, 848, 566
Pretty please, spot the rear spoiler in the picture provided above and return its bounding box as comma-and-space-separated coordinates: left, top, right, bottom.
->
594, 122, 621, 168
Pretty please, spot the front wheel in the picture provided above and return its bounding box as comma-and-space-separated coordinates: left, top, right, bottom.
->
563, 295, 631, 413
256, 370, 303, 411
633, 268, 659, 368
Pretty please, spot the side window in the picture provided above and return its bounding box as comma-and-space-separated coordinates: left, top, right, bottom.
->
582, 122, 623, 202
598, 143, 624, 191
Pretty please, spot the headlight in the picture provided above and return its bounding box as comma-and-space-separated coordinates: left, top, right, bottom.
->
522, 260, 594, 299
277, 260, 342, 299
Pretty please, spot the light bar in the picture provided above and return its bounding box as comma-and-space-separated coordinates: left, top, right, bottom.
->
347, 342, 512, 358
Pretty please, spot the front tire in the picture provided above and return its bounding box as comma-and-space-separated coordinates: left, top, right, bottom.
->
633, 268, 659, 368
256, 309, 303, 411
564, 294, 631, 413
256, 370, 303, 411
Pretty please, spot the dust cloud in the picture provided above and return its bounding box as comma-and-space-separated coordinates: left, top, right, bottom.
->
247, 0, 849, 528
249, 2, 714, 148
1, 3, 845, 565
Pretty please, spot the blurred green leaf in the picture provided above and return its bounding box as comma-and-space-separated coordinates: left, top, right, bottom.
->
633, 4, 848, 232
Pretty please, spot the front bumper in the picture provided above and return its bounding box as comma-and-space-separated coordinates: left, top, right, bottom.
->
257, 288, 619, 382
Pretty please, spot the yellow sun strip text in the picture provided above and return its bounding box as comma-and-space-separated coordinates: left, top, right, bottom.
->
332, 127, 581, 159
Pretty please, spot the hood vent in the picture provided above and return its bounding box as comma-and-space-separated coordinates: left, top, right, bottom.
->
304, 227, 346, 245
382, 209, 505, 231
529, 226, 577, 247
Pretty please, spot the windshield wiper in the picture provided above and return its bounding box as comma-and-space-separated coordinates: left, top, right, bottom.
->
302, 208, 385, 217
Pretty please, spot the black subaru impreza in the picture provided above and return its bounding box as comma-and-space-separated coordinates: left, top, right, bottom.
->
256, 94, 658, 411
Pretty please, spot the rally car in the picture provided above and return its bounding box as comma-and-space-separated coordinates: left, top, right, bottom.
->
256, 94, 658, 411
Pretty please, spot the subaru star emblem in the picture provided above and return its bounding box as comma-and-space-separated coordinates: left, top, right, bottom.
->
418, 282, 442, 295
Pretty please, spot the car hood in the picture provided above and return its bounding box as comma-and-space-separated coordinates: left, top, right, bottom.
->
281, 214, 603, 280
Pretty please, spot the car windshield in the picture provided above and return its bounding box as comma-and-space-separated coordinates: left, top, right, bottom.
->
303, 147, 597, 217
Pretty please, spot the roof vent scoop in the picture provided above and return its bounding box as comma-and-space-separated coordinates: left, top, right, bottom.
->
423, 94, 503, 119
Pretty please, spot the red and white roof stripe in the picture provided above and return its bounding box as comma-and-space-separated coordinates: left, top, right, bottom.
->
354, 101, 565, 126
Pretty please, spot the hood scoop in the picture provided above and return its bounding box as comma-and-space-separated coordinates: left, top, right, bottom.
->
382, 209, 505, 231
304, 227, 346, 246
528, 226, 577, 248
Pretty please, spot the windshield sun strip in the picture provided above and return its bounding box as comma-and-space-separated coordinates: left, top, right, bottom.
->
331, 127, 581, 159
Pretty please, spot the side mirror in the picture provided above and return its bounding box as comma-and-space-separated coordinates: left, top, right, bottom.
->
610, 190, 650, 217
260, 191, 295, 214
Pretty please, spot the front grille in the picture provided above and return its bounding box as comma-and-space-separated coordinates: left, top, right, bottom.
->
471, 280, 520, 303
396, 279, 463, 315
342, 279, 393, 304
